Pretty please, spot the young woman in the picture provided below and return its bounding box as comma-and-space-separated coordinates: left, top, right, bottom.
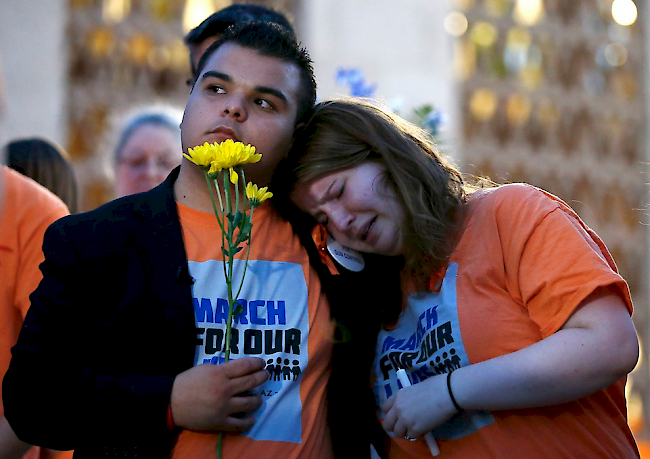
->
278, 99, 640, 458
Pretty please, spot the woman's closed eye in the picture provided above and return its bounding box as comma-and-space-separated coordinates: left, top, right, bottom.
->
335, 184, 345, 199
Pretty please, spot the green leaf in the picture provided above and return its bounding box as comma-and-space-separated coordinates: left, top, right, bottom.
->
227, 246, 243, 257
413, 104, 433, 118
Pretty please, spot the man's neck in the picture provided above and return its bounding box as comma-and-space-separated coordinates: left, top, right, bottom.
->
173, 161, 216, 214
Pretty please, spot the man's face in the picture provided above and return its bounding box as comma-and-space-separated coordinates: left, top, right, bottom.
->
181, 42, 300, 186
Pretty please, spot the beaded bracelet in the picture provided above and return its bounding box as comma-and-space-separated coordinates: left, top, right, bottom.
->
446, 369, 463, 413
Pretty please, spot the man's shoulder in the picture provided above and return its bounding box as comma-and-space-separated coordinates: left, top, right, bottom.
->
53, 185, 175, 240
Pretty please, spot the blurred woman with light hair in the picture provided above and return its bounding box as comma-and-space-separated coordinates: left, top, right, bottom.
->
108, 105, 183, 198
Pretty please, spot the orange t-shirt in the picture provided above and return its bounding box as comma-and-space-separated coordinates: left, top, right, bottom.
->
171, 201, 333, 459
0, 167, 69, 459
373, 184, 638, 458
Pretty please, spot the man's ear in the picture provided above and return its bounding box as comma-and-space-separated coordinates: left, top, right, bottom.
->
286, 121, 307, 157
291, 121, 307, 143
293, 121, 306, 136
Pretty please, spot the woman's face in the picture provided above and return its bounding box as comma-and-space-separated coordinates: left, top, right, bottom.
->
115, 124, 180, 197
291, 161, 406, 256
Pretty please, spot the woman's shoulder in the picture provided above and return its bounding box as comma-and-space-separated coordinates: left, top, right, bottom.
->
465, 183, 570, 231
470, 182, 548, 199
469, 183, 564, 211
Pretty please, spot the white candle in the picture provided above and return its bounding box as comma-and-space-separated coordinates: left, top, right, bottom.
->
396, 369, 440, 457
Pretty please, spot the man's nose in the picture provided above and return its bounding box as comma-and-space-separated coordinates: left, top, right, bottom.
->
222, 95, 247, 121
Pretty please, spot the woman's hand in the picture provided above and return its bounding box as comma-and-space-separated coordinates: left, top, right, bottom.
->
381, 373, 458, 439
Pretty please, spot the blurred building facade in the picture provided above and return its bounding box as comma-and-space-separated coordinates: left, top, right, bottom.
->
0, 0, 649, 442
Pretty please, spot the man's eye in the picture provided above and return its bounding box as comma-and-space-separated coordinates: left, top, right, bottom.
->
255, 99, 273, 109
207, 85, 225, 93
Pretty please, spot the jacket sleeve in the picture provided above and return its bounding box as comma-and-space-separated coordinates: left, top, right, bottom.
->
3, 218, 178, 451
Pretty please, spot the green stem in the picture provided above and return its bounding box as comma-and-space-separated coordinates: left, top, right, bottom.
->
213, 177, 229, 281
234, 206, 253, 300
224, 171, 232, 223
223, 172, 236, 364
223, 283, 235, 362
234, 167, 241, 228
217, 432, 224, 458
213, 166, 257, 459
239, 169, 249, 233
205, 173, 226, 234
213, 174, 225, 214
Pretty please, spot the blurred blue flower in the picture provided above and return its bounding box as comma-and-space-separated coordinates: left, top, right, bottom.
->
335, 67, 377, 98
335, 67, 445, 140
422, 109, 446, 137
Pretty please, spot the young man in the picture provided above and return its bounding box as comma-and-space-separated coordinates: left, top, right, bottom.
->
184, 4, 294, 83
3, 22, 336, 458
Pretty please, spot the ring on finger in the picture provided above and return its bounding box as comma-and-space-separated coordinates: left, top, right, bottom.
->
404, 435, 417, 441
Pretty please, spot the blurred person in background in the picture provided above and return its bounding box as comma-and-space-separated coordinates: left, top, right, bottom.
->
184, 3, 294, 83
0, 69, 71, 459
5, 137, 79, 214
107, 105, 183, 198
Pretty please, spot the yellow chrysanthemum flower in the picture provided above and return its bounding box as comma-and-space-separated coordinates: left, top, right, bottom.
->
207, 161, 223, 177
218, 139, 261, 169
187, 140, 261, 181
246, 182, 273, 207
184, 142, 217, 169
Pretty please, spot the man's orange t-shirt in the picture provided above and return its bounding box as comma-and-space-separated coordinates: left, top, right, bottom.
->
171, 201, 333, 459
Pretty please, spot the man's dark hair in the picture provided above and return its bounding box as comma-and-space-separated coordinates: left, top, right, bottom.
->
195, 21, 316, 126
184, 4, 294, 46
184, 4, 294, 77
